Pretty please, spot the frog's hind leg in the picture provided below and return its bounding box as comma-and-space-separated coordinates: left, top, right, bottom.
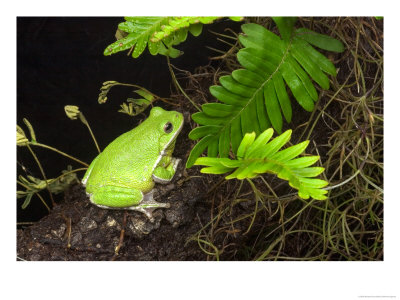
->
88, 185, 143, 208
88, 185, 170, 222
134, 190, 170, 222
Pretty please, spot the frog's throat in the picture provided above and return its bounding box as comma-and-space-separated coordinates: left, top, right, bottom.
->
152, 121, 183, 172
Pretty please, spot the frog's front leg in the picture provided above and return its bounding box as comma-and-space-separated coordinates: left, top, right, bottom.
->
88, 186, 169, 222
152, 156, 181, 183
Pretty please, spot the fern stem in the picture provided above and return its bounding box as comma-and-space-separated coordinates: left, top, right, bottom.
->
244, 178, 260, 234
52, 167, 88, 182
324, 170, 361, 191
17, 181, 51, 212
17, 222, 36, 226
26, 144, 55, 207
259, 176, 279, 198
196, 238, 220, 261
34, 192, 51, 212
87, 123, 100, 153
30, 142, 89, 167
185, 206, 231, 247
324, 137, 382, 192
79, 113, 101, 154
256, 235, 284, 261
166, 56, 201, 111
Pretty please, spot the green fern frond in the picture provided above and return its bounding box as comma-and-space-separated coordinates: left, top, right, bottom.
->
186, 19, 344, 168
104, 17, 173, 58
150, 17, 219, 43
194, 128, 328, 200
104, 17, 242, 59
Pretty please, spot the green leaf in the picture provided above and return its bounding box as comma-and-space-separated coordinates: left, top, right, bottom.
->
134, 89, 154, 102
188, 23, 203, 36
209, 85, 247, 106
158, 43, 182, 58
272, 17, 297, 41
220, 75, 257, 98
293, 38, 337, 76
230, 117, 242, 154
240, 23, 283, 52
290, 41, 330, 90
299, 177, 329, 189
292, 167, 325, 177
192, 112, 228, 126
229, 17, 244, 22
261, 129, 292, 158
269, 140, 309, 162
134, 36, 147, 57
219, 127, 231, 157
194, 128, 328, 200
286, 55, 318, 101
295, 28, 344, 53
21, 193, 33, 209
189, 125, 221, 140
280, 61, 315, 111
187, 20, 343, 166
285, 156, 320, 168
245, 128, 274, 158
186, 135, 216, 168
273, 73, 292, 122
104, 17, 166, 57
202, 103, 237, 117
264, 80, 283, 133
232, 69, 264, 88
237, 132, 256, 158
105, 17, 243, 59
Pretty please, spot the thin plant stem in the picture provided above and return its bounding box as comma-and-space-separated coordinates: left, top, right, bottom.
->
17, 181, 51, 212
52, 167, 88, 182
30, 142, 89, 167
17, 222, 36, 226
86, 123, 100, 153
166, 56, 201, 111
107, 82, 177, 106
34, 192, 51, 212
26, 144, 55, 207
79, 113, 101, 154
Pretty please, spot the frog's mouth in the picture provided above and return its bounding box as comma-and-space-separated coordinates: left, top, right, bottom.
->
160, 120, 183, 156
153, 120, 184, 171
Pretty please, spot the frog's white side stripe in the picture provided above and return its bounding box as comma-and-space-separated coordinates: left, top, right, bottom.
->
152, 176, 170, 184
82, 174, 89, 186
151, 120, 183, 173
82, 156, 99, 186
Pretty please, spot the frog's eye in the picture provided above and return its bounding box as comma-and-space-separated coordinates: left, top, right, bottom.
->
163, 122, 173, 133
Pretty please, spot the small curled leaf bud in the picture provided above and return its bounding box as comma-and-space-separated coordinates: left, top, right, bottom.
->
17, 129, 29, 146
64, 105, 80, 120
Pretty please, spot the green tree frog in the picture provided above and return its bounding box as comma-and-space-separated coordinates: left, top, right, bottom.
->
82, 107, 184, 222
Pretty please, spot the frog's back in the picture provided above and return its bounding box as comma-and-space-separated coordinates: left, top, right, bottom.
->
87, 125, 160, 192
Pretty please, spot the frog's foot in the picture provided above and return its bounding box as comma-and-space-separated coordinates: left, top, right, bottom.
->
132, 190, 170, 222
153, 157, 181, 184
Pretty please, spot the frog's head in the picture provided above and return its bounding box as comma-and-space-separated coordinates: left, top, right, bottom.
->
150, 106, 184, 151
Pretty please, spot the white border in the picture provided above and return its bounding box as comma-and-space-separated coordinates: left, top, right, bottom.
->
3, 1, 398, 300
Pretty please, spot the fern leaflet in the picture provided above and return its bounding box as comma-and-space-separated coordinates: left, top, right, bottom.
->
186, 19, 344, 167
104, 17, 242, 58
194, 128, 328, 200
